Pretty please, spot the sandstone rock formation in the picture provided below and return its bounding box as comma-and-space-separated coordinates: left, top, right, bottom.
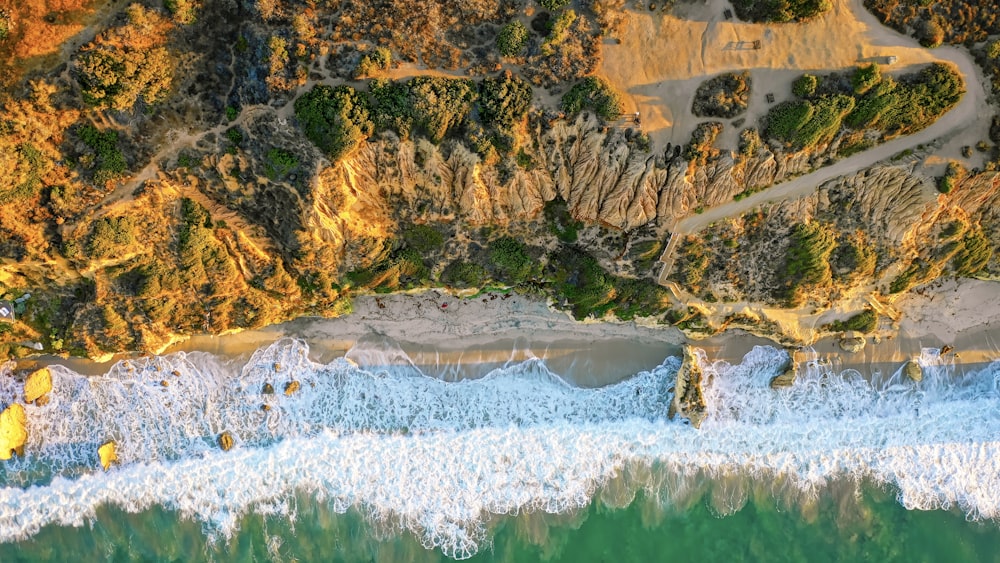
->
668, 346, 707, 428
0, 404, 27, 460
24, 367, 52, 405
284, 381, 300, 396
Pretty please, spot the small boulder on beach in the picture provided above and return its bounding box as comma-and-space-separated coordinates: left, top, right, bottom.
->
839, 332, 866, 354
904, 360, 923, 382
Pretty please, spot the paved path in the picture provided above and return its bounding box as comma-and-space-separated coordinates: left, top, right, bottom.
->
656, 0, 988, 285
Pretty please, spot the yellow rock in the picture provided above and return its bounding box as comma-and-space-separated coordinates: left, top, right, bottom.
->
24, 367, 52, 405
217, 431, 234, 451
98, 441, 118, 470
0, 404, 28, 461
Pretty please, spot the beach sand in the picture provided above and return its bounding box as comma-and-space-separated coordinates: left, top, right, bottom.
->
30, 278, 1000, 386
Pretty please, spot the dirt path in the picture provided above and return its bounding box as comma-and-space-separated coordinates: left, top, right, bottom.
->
655, 0, 989, 285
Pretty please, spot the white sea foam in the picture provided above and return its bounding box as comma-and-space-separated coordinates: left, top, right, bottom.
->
1, 340, 999, 559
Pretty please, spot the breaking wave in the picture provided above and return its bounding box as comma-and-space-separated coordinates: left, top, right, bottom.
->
1, 339, 999, 559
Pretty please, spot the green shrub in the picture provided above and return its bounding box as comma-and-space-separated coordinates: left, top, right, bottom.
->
479, 71, 533, 129
544, 197, 583, 243
354, 47, 392, 79
852, 64, 881, 95
497, 20, 529, 57
951, 229, 993, 276
489, 236, 539, 284
541, 9, 576, 55
766, 95, 854, 149
164, 0, 199, 24
937, 161, 965, 194
441, 260, 489, 288
369, 77, 477, 143
264, 148, 299, 179
561, 76, 624, 121
294, 84, 374, 161
783, 222, 837, 302
539, 0, 571, 10
732, 0, 832, 22
987, 39, 1000, 60
792, 74, 819, 98
692, 72, 751, 118
824, 309, 878, 333
888, 264, 925, 294
78, 124, 127, 183
88, 216, 136, 258
401, 224, 445, 253
766, 101, 813, 140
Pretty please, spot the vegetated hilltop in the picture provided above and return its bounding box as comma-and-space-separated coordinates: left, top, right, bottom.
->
0, 0, 989, 360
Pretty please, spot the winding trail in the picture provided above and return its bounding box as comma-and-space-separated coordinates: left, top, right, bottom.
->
656, 0, 989, 285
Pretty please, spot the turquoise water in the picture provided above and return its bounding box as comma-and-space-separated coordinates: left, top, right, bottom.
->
3, 483, 999, 562
2, 339, 1000, 561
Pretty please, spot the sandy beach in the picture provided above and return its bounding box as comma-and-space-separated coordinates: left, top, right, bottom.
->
27, 278, 1000, 386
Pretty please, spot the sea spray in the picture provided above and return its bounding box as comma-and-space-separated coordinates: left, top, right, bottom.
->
1, 340, 999, 558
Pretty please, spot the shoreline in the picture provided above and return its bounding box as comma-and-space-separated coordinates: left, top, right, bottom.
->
18, 278, 1000, 384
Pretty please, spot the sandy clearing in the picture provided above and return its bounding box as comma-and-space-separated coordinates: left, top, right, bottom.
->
601, 0, 952, 148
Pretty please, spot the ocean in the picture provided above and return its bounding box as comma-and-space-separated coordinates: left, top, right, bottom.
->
2, 338, 999, 561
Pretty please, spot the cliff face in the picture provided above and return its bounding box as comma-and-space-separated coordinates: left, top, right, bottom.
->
325, 114, 843, 235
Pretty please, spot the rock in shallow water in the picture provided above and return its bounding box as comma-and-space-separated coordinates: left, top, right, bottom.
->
668, 346, 707, 429
218, 431, 235, 451
98, 441, 118, 470
904, 360, 923, 382
0, 404, 27, 460
24, 367, 52, 405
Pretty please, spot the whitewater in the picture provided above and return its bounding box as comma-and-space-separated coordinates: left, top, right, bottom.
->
1, 338, 999, 559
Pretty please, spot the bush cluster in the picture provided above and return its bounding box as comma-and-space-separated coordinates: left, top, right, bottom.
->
732, 0, 832, 22
497, 21, 529, 57
692, 72, 751, 118
561, 76, 624, 120
766, 63, 963, 149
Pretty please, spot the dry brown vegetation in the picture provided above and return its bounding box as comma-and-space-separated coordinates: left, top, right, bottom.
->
0, 0, 99, 87
865, 0, 1000, 47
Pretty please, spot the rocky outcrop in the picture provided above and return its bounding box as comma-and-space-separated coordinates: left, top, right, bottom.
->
24, 367, 52, 405
0, 404, 27, 460
98, 441, 118, 470
904, 359, 923, 382
217, 431, 234, 451
839, 332, 866, 353
668, 346, 707, 428
770, 363, 798, 388
284, 380, 300, 396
